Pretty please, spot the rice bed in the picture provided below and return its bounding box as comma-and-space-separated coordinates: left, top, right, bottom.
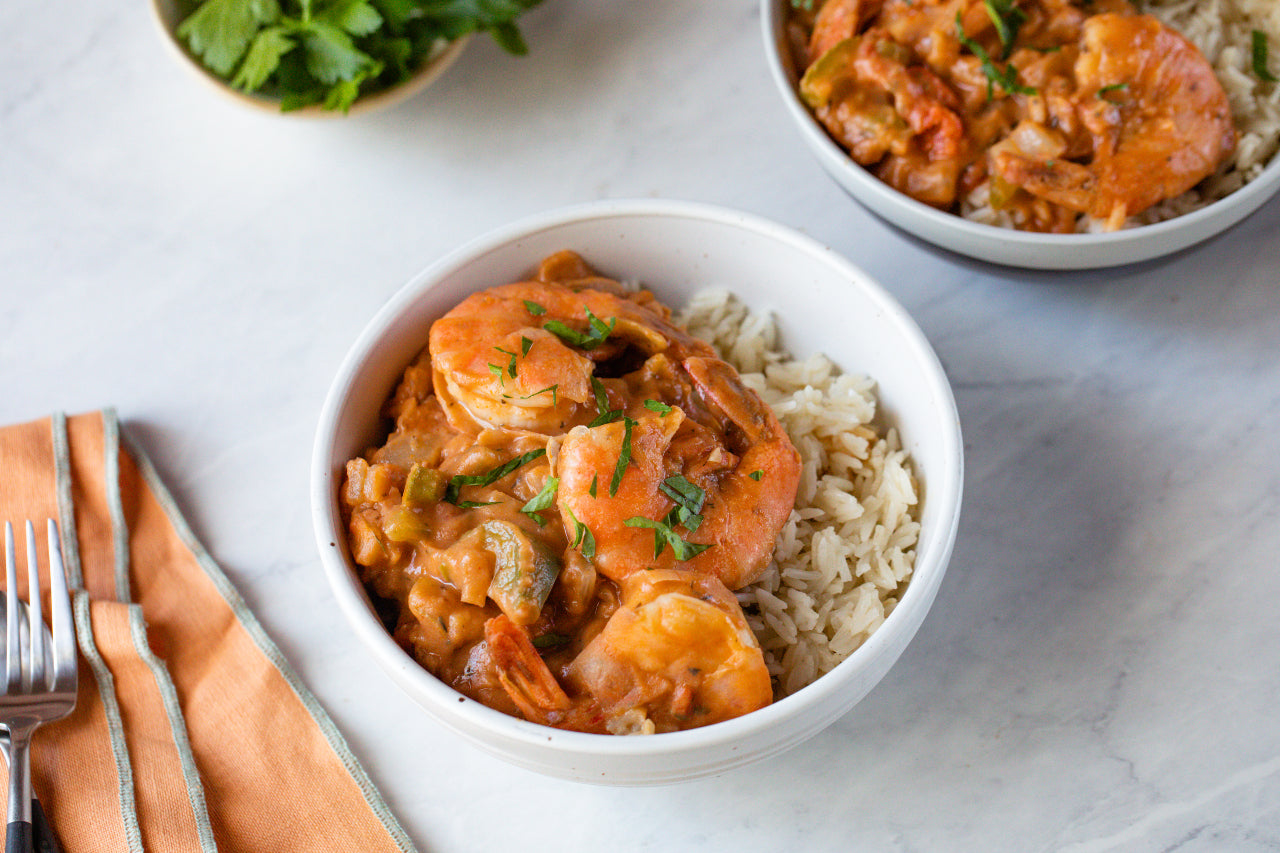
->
678, 291, 921, 698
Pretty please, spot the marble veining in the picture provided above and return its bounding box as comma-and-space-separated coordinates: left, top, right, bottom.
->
2, 0, 1279, 850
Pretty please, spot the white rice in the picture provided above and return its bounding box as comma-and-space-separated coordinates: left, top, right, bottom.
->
962, 0, 1280, 230
678, 291, 921, 698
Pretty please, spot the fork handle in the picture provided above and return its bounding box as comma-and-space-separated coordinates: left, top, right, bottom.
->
4, 821, 32, 853
5, 725, 33, 853
29, 800, 57, 853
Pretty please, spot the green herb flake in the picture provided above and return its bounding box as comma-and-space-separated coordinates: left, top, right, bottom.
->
524, 300, 548, 316
589, 475, 598, 498
590, 376, 610, 415
542, 308, 617, 351
520, 384, 558, 406
587, 410, 623, 428
956, 12, 1036, 99
563, 505, 596, 560
749, 469, 764, 481
520, 476, 560, 525
609, 417, 636, 496
494, 346, 519, 378
644, 399, 673, 415
455, 500, 501, 509
445, 448, 546, 505
1254, 30, 1279, 83
624, 516, 712, 561
659, 475, 706, 516
520, 336, 533, 357
982, 0, 1027, 60
660, 475, 706, 533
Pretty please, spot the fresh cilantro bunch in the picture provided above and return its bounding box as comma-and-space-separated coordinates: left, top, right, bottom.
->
176, 0, 542, 113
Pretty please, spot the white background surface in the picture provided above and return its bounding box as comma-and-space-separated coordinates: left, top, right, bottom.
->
3, 1, 1279, 850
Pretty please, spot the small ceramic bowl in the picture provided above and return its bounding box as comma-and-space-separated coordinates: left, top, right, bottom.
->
761, 0, 1280, 269
150, 0, 469, 117
310, 199, 964, 784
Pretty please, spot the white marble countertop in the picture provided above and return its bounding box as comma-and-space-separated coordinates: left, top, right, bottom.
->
4, 1, 1279, 850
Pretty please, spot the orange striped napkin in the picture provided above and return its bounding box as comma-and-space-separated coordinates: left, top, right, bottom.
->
0, 411, 417, 852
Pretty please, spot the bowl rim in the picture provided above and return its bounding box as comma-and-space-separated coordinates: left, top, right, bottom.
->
149, 0, 471, 117
759, 0, 1280, 266
310, 197, 964, 758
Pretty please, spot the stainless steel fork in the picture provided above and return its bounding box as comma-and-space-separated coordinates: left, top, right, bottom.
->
2, 521, 76, 853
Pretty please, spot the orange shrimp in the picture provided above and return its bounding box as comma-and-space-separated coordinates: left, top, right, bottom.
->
554, 356, 801, 591
991, 13, 1236, 227
484, 569, 772, 734
428, 252, 713, 436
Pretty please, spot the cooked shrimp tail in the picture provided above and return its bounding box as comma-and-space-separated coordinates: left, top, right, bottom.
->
483, 615, 606, 733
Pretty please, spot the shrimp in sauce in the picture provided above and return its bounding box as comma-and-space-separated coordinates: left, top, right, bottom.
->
341, 252, 800, 733
789, 0, 1236, 231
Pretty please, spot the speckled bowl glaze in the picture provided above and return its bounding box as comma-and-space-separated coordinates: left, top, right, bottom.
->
762, 0, 1280, 270
311, 199, 964, 784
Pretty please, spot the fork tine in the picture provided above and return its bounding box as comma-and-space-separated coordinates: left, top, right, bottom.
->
4, 522, 18, 694
25, 522, 45, 693
46, 519, 75, 692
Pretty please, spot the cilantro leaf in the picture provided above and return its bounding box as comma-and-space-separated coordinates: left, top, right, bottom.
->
609, 417, 636, 496
445, 448, 546, 505
178, 0, 282, 76
175, 0, 542, 112
624, 516, 712, 561
956, 12, 1035, 99
301, 21, 379, 84
520, 476, 559, 525
231, 25, 295, 91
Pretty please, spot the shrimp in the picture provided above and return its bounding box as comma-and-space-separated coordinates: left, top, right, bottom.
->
991, 13, 1236, 228
484, 569, 773, 734
554, 355, 801, 591
428, 252, 713, 436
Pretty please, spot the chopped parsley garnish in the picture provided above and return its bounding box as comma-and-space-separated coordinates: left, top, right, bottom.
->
517, 384, 558, 406
625, 516, 712, 561
494, 346, 518, 378
589, 475, 598, 498
445, 448, 546, 504
564, 505, 596, 560
1254, 30, 1278, 83
542, 308, 616, 350
456, 499, 501, 509
956, 13, 1035, 99
610, 417, 637, 496
1098, 82, 1128, 103
748, 469, 764, 481
659, 475, 706, 532
520, 336, 533, 357
644, 399, 673, 415
590, 376, 611, 414
588, 376, 623, 427
523, 300, 547, 316
520, 476, 559, 525
982, 0, 1026, 59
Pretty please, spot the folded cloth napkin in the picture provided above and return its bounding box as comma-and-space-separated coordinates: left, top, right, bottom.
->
0, 411, 418, 852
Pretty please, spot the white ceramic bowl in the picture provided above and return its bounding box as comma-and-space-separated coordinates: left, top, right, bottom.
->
761, 0, 1280, 270
311, 199, 964, 784
151, 0, 469, 117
